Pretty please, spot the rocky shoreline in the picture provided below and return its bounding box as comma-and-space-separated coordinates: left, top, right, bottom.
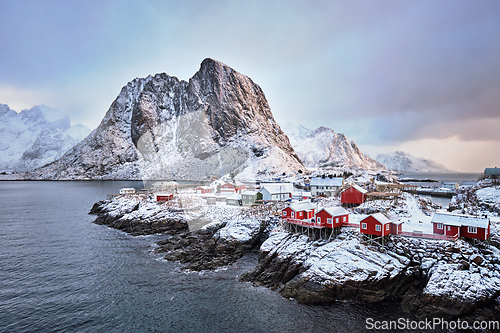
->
89, 195, 500, 322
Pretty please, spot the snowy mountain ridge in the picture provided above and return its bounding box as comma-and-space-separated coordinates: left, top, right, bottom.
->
280, 123, 384, 170
0, 104, 91, 173
28, 58, 304, 180
375, 151, 453, 173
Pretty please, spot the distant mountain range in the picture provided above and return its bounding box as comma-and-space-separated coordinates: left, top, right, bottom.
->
27, 59, 303, 180
0, 104, 90, 173
281, 123, 383, 170
375, 151, 453, 173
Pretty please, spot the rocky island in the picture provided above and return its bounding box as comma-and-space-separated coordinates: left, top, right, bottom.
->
89, 185, 500, 322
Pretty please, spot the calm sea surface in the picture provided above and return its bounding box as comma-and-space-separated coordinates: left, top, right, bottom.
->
0, 181, 446, 332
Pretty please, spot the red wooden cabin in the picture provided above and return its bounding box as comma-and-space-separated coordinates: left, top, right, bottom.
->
315, 207, 349, 229
359, 212, 401, 237
341, 184, 367, 206
282, 201, 315, 220
155, 193, 174, 202
431, 212, 490, 240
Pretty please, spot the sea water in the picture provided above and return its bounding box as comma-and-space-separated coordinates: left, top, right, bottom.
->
0, 181, 444, 332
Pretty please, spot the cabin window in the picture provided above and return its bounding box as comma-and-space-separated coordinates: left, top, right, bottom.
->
361, 223, 367, 229
468, 227, 477, 234
291, 212, 295, 218
317, 217, 321, 224
335, 218, 339, 224
386, 224, 389, 231
283, 211, 287, 216
375, 225, 381, 232
327, 218, 332, 224
299, 212, 303, 217
447, 226, 450, 231
437, 223, 443, 230
343, 216, 347, 222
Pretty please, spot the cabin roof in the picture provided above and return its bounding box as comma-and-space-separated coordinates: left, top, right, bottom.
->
343, 184, 368, 194
369, 211, 400, 225
320, 206, 349, 217
259, 184, 293, 194
431, 212, 489, 228
289, 201, 315, 212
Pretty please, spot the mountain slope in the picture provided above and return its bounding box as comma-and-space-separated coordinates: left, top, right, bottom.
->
375, 151, 453, 173
0, 104, 90, 173
28, 58, 303, 180
281, 123, 384, 170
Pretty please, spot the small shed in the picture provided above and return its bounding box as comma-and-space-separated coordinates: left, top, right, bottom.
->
315, 206, 349, 228
119, 188, 136, 195
360, 211, 401, 237
282, 201, 315, 220
241, 191, 263, 205
206, 196, 217, 205
226, 194, 242, 206
341, 184, 367, 206
155, 193, 174, 202
431, 212, 490, 240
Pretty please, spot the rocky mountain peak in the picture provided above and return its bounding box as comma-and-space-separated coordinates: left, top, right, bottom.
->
27, 59, 303, 180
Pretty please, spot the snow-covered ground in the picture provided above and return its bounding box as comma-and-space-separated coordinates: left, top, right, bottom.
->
400, 195, 434, 234
476, 186, 500, 204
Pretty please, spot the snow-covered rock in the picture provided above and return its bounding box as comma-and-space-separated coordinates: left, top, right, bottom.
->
376, 151, 453, 173
27, 59, 303, 180
424, 263, 500, 303
215, 218, 262, 243
281, 123, 383, 170
0, 104, 91, 172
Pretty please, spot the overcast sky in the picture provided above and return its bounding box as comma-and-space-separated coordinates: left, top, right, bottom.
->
1, 0, 499, 172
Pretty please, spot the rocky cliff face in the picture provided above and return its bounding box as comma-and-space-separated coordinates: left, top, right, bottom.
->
376, 151, 453, 173
28, 59, 303, 180
281, 123, 383, 170
0, 104, 90, 173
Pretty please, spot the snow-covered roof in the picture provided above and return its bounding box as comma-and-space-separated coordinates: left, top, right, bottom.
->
154, 192, 173, 196
320, 206, 349, 217
120, 188, 135, 191
196, 186, 212, 189
343, 184, 368, 194
431, 212, 490, 229
226, 194, 241, 200
370, 211, 400, 225
310, 177, 344, 187
241, 190, 259, 196
259, 184, 293, 194
289, 201, 315, 212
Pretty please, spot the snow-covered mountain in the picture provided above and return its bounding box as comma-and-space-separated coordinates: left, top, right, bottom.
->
0, 104, 91, 173
375, 151, 453, 173
28, 58, 303, 180
280, 123, 384, 170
